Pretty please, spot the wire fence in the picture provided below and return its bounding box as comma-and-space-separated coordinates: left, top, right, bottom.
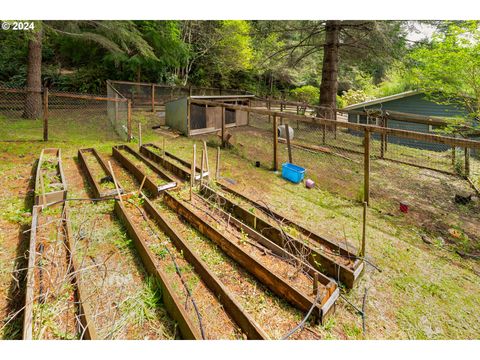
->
108, 80, 252, 111
192, 97, 480, 246
0, 86, 130, 142
0, 87, 44, 141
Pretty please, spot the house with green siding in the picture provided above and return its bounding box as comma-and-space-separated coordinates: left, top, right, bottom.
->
342, 90, 468, 151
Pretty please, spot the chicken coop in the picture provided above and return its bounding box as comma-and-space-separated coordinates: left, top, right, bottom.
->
165, 95, 255, 136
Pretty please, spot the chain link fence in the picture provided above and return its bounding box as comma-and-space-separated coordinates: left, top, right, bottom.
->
0, 86, 130, 142
108, 80, 251, 111
0, 87, 44, 141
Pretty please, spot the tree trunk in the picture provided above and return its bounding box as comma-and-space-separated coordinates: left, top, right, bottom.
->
319, 20, 340, 119
23, 27, 43, 119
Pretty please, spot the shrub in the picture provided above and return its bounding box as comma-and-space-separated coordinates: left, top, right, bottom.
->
290, 85, 319, 104
340, 88, 372, 107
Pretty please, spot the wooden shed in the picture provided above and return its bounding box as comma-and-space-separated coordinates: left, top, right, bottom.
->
343, 90, 468, 151
165, 95, 254, 136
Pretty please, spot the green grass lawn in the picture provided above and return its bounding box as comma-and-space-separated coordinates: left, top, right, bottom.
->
1, 109, 479, 339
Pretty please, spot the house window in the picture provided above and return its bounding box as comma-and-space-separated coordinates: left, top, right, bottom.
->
367, 117, 380, 126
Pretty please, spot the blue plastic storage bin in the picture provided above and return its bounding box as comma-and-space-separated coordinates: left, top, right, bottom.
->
281, 163, 305, 184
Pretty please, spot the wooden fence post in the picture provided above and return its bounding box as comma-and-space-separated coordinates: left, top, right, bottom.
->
452, 146, 456, 170
380, 118, 386, 159
267, 98, 271, 123
384, 118, 388, 152
43, 88, 49, 141
221, 105, 226, 148
364, 129, 371, 206
127, 100, 132, 142
465, 147, 470, 177
280, 103, 284, 125
115, 94, 119, 125
322, 124, 326, 145
187, 97, 191, 136
151, 83, 155, 113
273, 115, 279, 171
285, 123, 292, 163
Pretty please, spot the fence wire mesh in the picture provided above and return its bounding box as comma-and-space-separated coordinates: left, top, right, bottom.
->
0, 87, 128, 142
0, 87, 44, 141
106, 83, 129, 141
108, 80, 250, 110
232, 106, 480, 247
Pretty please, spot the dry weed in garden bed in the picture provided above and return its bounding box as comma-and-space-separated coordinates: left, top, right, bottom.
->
38, 154, 64, 194
116, 148, 170, 187
212, 185, 356, 268
68, 199, 177, 339
152, 198, 319, 340
123, 197, 244, 339
63, 156, 177, 340
31, 205, 77, 340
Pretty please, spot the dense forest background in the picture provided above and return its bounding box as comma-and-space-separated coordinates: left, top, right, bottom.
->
1, 20, 479, 118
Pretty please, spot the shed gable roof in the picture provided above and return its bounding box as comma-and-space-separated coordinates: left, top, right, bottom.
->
342, 90, 421, 110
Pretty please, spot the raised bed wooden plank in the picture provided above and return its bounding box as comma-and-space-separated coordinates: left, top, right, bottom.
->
140, 143, 208, 181
34, 148, 67, 206
63, 204, 98, 340
201, 184, 363, 289
114, 201, 202, 340
141, 195, 268, 339
23, 205, 39, 340
78, 148, 123, 198
24, 204, 97, 340
162, 191, 338, 323
112, 145, 176, 196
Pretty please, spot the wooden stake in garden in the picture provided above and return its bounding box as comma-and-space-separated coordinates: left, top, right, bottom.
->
361, 201, 367, 259
200, 149, 205, 187
215, 146, 221, 180
139, 175, 147, 194
108, 161, 124, 206
163, 137, 166, 159
138, 123, 142, 148
190, 144, 196, 201
203, 141, 210, 180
